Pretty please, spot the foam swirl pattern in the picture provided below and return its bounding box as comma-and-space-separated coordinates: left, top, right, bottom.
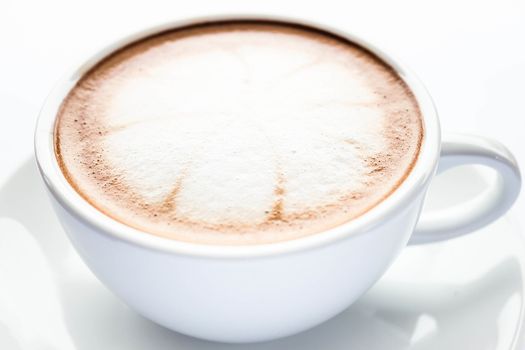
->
55, 22, 423, 245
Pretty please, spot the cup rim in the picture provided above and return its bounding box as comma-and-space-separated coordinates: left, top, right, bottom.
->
34, 14, 440, 259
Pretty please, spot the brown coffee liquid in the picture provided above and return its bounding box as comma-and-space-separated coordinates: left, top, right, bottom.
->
55, 20, 423, 245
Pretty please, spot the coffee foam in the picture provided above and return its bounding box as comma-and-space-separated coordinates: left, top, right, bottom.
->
55, 21, 423, 245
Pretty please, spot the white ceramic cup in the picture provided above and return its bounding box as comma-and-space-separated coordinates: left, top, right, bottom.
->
34, 15, 522, 343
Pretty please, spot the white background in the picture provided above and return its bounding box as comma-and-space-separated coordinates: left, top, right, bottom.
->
1, 0, 525, 349
1, 0, 524, 209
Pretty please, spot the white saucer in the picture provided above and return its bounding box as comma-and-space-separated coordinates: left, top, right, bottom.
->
0, 159, 523, 349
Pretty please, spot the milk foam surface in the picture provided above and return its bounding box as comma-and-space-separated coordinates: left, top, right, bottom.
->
55, 21, 423, 245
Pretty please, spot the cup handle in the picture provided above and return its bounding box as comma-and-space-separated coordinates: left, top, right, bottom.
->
409, 133, 521, 245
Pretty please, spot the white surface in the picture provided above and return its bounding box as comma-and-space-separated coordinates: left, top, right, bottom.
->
1, 0, 525, 348
1, 159, 524, 348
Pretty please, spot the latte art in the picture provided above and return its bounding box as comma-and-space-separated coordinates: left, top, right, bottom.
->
55, 21, 423, 245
